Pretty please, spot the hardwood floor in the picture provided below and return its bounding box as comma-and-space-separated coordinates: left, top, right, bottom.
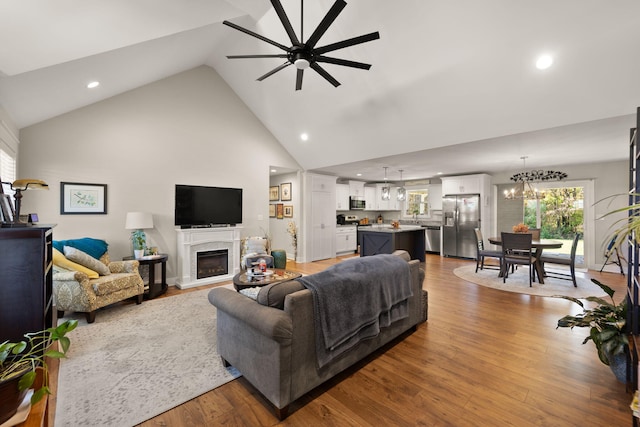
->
48, 254, 632, 426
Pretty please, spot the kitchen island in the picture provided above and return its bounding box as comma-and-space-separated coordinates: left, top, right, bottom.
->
358, 225, 426, 262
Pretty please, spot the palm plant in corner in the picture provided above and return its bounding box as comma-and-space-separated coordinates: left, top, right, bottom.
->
554, 279, 628, 382
0, 320, 77, 423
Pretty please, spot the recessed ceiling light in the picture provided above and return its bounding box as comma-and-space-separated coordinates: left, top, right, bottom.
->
356, 173, 362, 177
300, 133, 309, 141
87, 81, 100, 89
271, 169, 277, 173
536, 55, 553, 70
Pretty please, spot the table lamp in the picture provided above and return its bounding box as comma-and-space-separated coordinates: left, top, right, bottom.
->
125, 212, 154, 258
1, 178, 49, 227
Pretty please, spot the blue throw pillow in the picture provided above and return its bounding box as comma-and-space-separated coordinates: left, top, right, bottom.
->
53, 238, 108, 259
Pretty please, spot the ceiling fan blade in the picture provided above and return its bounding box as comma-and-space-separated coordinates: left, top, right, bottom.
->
316, 56, 372, 70
223, 20, 290, 52
227, 54, 289, 59
270, 0, 299, 45
310, 63, 341, 87
314, 31, 380, 55
296, 69, 304, 91
305, 0, 347, 48
257, 62, 291, 81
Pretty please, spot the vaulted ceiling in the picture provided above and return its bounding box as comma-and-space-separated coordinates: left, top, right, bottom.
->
1, 0, 639, 182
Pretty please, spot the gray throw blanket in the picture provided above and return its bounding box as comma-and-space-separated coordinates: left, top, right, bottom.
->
297, 254, 413, 369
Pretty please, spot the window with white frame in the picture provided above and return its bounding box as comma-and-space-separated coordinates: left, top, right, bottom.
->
0, 147, 16, 193
403, 188, 429, 218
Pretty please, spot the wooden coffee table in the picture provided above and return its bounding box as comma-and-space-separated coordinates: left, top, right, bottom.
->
233, 269, 302, 291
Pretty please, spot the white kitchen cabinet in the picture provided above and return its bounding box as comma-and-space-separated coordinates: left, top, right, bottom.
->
373, 184, 400, 211
348, 180, 365, 197
441, 174, 487, 195
305, 173, 337, 262
336, 226, 357, 255
428, 184, 443, 210
364, 186, 376, 210
336, 183, 350, 210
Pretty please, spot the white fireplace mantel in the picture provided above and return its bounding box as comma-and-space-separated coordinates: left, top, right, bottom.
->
175, 226, 242, 289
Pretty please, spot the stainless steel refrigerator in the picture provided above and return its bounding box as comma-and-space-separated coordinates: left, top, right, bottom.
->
442, 194, 480, 258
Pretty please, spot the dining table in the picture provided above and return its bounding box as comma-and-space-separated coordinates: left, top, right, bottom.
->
488, 236, 563, 284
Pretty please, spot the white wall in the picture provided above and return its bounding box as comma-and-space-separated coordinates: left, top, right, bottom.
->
491, 159, 628, 269
17, 66, 301, 282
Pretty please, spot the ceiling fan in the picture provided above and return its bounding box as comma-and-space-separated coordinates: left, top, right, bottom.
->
223, 0, 380, 90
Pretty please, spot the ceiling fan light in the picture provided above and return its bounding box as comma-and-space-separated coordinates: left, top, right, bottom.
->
294, 58, 310, 69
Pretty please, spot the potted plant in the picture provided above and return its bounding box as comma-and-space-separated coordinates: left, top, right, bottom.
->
131, 229, 146, 259
554, 279, 628, 382
0, 320, 78, 423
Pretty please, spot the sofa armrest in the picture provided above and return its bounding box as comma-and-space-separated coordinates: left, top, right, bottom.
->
53, 270, 88, 282
52, 270, 95, 296
209, 287, 293, 344
109, 260, 139, 274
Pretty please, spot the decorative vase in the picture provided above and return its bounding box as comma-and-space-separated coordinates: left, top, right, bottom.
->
608, 352, 627, 383
134, 249, 145, 259
271, 250, 287, 269
0, 370, 29, 424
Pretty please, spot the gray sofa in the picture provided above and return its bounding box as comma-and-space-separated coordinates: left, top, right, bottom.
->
208, 250, 428, 419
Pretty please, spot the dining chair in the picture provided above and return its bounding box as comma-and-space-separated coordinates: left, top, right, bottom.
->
501, 232, 538, 286
529, 228, 541, 240
599, 236, 625, 275
539, 234, 580, 287
474, 228, 503, 273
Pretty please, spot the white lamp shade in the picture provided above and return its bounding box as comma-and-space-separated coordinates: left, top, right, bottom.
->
125, 212, 154, 230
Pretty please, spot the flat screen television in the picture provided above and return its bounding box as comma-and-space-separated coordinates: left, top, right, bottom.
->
175, 184, 242, 227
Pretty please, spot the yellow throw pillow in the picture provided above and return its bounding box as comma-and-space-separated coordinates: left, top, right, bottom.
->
52, 248, 99, 279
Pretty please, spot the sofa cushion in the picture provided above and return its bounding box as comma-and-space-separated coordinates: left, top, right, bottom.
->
64, 246, 111, 276
52, 248, 99, 279
256, 279, 305, 309
91, 273, 141, 296
53, 238, 108, 259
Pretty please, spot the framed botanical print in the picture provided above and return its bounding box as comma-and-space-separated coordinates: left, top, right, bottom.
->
276, 203, 284, 219
61, 182, 107, 214
269, 186, 279, 201
269, 204, 276, 218
283, 205, 293, 218
280, 182, 292, 201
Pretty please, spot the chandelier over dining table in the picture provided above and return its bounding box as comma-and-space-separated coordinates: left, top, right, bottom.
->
504, 156, 567, 200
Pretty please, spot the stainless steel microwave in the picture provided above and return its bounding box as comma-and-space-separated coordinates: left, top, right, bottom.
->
349, 197, 366, 210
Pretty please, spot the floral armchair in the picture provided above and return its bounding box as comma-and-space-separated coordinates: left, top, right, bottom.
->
52, 244, 144, 323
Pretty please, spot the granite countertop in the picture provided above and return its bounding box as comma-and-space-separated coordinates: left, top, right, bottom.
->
359, 224, 425, 233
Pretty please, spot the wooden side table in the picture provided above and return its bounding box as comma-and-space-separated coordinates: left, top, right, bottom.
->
123, 254, 168, 299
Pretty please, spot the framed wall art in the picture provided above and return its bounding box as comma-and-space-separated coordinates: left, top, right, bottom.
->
269, 186, 279, 201
283, 205, 293, 218
280, 182, 292, 201
276, 203, 284, 219
60, 182, 107, 214
269, 204, 276, 218
0, 194, 15, 223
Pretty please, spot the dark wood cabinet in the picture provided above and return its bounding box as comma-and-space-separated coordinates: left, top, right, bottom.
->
628, 107, 639, 426
0, 226, 54, 343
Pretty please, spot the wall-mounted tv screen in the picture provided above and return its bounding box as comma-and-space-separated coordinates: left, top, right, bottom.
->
175, 184, 243, 227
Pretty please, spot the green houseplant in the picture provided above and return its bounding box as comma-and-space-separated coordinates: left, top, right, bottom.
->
0, 320, 77, 422
554, 279, 628, 381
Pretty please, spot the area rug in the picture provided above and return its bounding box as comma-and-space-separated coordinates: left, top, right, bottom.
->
453, 263, 607, 298
55, 287, 241, 427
